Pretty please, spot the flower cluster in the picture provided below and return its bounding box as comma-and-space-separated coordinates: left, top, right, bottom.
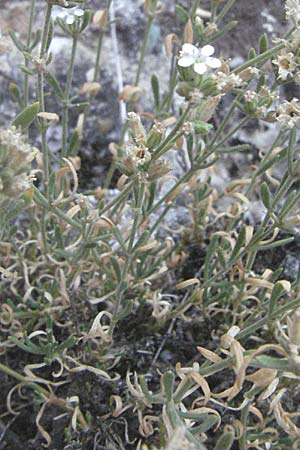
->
53, 6, 84, 24
121, 143, 151, 176
117, 113, 171, 181
0, 127, 37, 200
285, 0, 300, 25
178, 43, 221, 75
276, 98, 300, 128
212, 71, 242, 93
243, 87, 279, 120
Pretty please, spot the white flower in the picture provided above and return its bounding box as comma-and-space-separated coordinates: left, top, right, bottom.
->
277, 98, 300, 128
285, 0, 300, 24
272, 52, 296, 80
178, 43, 221, 75
213, 72, 243, 92
53, 7, 84, 25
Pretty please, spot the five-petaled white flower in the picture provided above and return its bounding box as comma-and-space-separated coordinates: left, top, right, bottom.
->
54, 7, 84, 25
178, 43, 221, 75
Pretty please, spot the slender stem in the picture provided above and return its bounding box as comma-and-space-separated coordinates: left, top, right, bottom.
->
108, 181, 145, 338
93, 0, 112, 82
210, 0, 217, 23
38, 0, 53, 198
33, 186, 82, 231
152, 104, 192, 161
62, 35, 78, 159
210, 116, 249, 151
80, 0, 112, 157
238, 401, 250, 450
149, 169, 193, 215
216, 0, 238, 24
164, 53, 178, 113
24, 0, 36, 106
99, 181, 134, 215
128, 182, 145, 251
191, 0, 200, 17
135, 6, 157, 86
245, 129, 286, 197
233, 43, 285, 74
108, 256, 131, 338
114, 1, 158, 151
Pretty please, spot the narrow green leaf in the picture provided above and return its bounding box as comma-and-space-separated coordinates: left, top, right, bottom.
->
20, 65, 35, 76
140, 375, 155, 402
257, 74, 266, 91
175, 5, 189, 22
204, 235, 218, 281
12, 101, 40, 129
216, 144, 249, 153
54, 224, 64, 248
28, 29, 41, 51
9, 82, 24, 108
162, 371, 175, 402
48, 171, 57, 200
110, 256, 122, 282
259, 33, 268, 54
216, 0, 238, 24
214, 431, 234, 450
189, 416, 219, 434
257, 236, 294, 251
269, 281, 287, 317
45, 71, 64, 99
253, 355, 290, 370
229, 225, 246, 263
45, 19, 54, 53
115, 299, 133, 321
112, 227, 127, 253
9, 30, 25, 51
146, 181, 156, 212
151, 74, 160, 109
288, 127, 296, 176
260, 182, 272, 209
133, 230, 151, 251
248, 47, 256, 59
279, 190, 300, 220
217, 247, 227, 269
80, 9, 92, 33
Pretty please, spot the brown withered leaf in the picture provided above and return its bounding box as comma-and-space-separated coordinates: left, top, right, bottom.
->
183, 19, 193, 43
164, 33, 179, 58
119, 85, 143, 102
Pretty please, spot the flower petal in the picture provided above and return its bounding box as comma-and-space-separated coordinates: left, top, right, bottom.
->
178, 56, 196, 67
66, 15, 75, 24
206, 57, 222, 69
194, 62, 207, 74
182, 43, 199, 57
201, 45, 215, 57
74, 8, 84, 16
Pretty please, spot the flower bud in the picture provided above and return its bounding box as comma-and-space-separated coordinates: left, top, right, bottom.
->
92, 9, 107, 31
147, 159, 171, 181
80, 82, 101, 96
146, 122, 165, 149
